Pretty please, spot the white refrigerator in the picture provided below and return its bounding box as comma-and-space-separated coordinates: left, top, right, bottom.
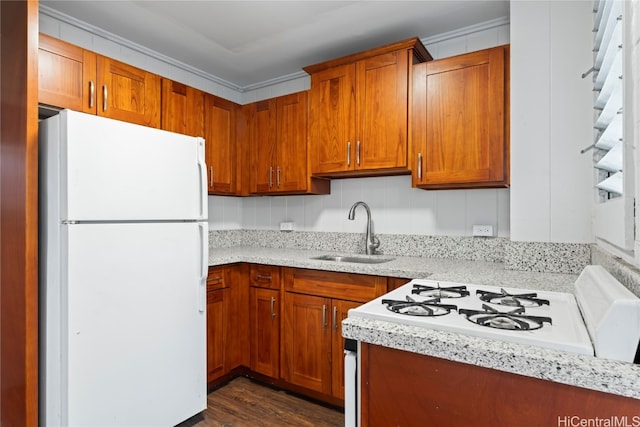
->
39, 110, 208, 426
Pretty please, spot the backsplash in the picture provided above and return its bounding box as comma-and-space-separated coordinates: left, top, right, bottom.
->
208, 175, 511, 237
209, 229, 591, 274
591, 245, 640, 298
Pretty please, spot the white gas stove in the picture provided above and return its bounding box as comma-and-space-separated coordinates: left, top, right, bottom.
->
348, 265, 640, 362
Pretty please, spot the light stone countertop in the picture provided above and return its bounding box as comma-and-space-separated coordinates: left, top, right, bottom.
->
208, 245, 640, 400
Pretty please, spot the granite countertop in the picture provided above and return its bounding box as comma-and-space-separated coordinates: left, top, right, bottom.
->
209, 246, 579, 293
208, 245, 640, 400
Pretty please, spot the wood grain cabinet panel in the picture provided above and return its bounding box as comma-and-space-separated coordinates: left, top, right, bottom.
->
249, 92, 329, 195
360, 343, 640, 427
161, 78, 204, 137
204, 94, 238, 195
206, 264, 249, 385
38, 34, 161, 128
38, 33, 97, 114
306, 38, 431, 177
411, 45, 510, 189
281, 267, 386, 401
96, 56, 160, 128
249, 264, 281, 378
250, 287, 280, 378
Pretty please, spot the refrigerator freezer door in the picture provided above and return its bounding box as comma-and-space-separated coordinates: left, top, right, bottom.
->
43, 110, 207, 221
43, 222, 207, 426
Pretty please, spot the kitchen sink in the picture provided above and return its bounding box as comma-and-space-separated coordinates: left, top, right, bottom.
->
311, 254, 395, 264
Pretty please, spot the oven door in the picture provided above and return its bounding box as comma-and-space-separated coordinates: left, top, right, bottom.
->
344, 338, 358, 427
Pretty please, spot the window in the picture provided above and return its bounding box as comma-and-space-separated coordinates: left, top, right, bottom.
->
591, 0, 623, 198
590, 0, 636, 255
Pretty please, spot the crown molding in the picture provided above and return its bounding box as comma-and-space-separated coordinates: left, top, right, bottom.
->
39, 5, 509, 94
39, 4, 243, 93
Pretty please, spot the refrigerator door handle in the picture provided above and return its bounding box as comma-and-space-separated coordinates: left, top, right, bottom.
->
198, 223, 207, 313
196, 138, 207, 219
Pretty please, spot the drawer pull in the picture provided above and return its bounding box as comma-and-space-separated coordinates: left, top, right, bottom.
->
254, 274, 272, 281
209, 275, 223, 281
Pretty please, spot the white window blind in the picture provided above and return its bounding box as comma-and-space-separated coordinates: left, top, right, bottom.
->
591, 0, 624, 197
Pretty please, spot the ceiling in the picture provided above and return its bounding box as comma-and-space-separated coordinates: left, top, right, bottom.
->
40, 1, 509, 90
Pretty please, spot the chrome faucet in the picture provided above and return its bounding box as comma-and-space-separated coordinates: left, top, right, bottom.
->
348, 201, 380, 255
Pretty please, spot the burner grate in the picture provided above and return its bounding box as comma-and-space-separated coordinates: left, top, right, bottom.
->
412, 283, 469, 299
477, 288, 550, 308
382, 296, 457, 317
459, 304, 552, 331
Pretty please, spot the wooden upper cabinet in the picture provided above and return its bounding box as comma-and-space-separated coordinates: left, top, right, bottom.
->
249, 91, 330, 195
97, 56, 160, 128
411, 45, 510, 189
161, 78, 204, 137
38, 33, 97, 114
204, 94, 238, 195
38, 34, 161, 128
305, 37, 431, 177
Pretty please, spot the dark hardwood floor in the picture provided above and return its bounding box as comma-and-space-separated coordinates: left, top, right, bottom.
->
179, 377, 344, 427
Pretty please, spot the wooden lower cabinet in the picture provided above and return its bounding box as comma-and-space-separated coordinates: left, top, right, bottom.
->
360, 344, 640, 427
206, 287, 228, 382
281, 267, 386, 400
206, 264, 249, 385
249, 264, 281, 379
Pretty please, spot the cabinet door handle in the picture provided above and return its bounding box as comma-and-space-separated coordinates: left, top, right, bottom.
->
269, 166, 273, 188
89, 80, 95, 108
209, 166, 214, 187
418, 153, 423, 180
270, 297, 276, 319
356, 140, 361, 166
347, 141, 351, 166
322, 304, 327, 329
102, 85, 108, 111
276, 166, 281, 188
333, 306, 338, 331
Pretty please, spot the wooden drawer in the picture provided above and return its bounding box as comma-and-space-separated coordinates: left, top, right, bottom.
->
207, 267, 227, 291
250, 264, 281, 289
282, 267, 387, 302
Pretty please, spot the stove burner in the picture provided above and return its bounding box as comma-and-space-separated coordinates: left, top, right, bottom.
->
382, 296, 457, 317
459, 304, 552, 331
476, 288, 550, 308
411, 283, 470, 299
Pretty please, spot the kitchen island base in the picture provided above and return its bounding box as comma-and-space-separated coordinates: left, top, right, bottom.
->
360, 344, 640, 427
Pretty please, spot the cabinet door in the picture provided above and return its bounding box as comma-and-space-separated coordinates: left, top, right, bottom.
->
356, 51, 409, 170
250, 287, 280, 377
226, 263, 250, 371
282, 292, 332, 394
206, 288, 228, 383
308, 64, 356, 174
250, 99, 277, 193
204, 94, 237, 194
161, 79, 204, 137
275, 91, 308, 192
331, 299, 361, 400
97, 56, 160, 128
416, 46, 508, 188
38, 33, 97, 114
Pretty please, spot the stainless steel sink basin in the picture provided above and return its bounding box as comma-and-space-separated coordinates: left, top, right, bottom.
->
311, 254, 395, 264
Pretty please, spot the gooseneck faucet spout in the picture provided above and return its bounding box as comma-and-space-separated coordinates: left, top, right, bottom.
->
348, 201, 380, 255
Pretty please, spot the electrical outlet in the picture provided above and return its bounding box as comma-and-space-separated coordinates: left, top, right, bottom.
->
472, 225, 493, 237
280, 221, 294, 232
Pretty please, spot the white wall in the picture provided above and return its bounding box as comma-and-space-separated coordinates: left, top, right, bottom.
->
209, 176, 511, 237
510, 1, 594, 243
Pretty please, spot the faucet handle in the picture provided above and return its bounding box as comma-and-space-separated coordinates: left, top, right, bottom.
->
369, 235, 381, 253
